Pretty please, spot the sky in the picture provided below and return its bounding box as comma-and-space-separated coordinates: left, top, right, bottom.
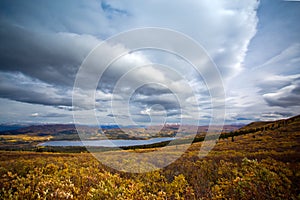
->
0, 0, 299, 125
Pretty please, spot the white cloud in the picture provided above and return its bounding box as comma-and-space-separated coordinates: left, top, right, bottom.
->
108, 0, 259, 80
263, 80, 300, 107
252, 43, 300, 74
225, 41, 300, 123
30, 113, 39, 117
5, 0, 300, 125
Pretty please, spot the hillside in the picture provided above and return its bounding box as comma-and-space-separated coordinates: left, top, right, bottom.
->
239, 114, 300, 132
218, 115, 300, 141
208, 115, 300, 162
0, 115, 299, 199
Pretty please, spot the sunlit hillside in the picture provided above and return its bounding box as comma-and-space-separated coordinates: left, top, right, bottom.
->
0, 115, 299, 199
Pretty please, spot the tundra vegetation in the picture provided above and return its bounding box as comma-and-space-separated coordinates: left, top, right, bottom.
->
0, 115, 299, 199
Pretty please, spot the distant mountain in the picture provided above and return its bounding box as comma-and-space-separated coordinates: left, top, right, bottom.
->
0, 115, 299, 152
0, 124, 149, 135
2, 114, 298, 139
99, 125, 146, 130
0, 124, 77, 136
0, 125, 27, 132
0, 123, 243, 138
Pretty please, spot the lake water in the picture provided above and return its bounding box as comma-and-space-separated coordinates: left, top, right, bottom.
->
38, 137, 175, 147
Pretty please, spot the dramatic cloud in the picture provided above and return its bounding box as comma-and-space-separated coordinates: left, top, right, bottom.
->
0, 0, 299, 125
0, 22, 100, 86
263, 80, 300, 107
0, 72, 72, 106
253, 44, 300, 108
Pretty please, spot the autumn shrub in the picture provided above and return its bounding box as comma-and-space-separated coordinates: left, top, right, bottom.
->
211, 158, 294, 200
0, 154, 196, 200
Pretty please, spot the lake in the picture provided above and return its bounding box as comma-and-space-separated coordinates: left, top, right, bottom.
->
38, 137, 175, 147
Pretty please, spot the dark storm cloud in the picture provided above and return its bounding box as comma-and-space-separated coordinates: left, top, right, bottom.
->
0, 87, 71, 107
107, 113, 114, 117
0, 8, 103, 108
261, 112, 294, 118
132, 95, 180, 111
291, 85, 300, 95
258, 79, 291, 94
133, 85, 172, 96
265, 95, 300, 107
0, 21, 98, 86
0, 72, 72, 106
262, 76, 300, 108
